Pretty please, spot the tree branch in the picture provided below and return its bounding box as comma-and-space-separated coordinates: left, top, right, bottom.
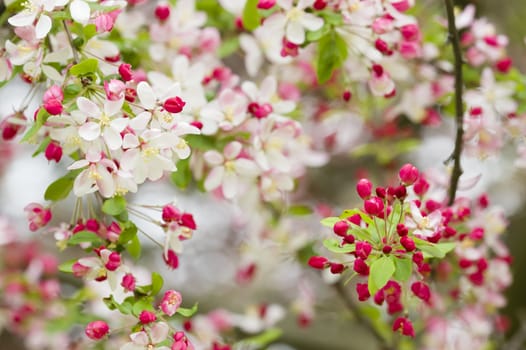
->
63, 20, 79, 64
444, 0, 465, 206
333, 282, 394, 350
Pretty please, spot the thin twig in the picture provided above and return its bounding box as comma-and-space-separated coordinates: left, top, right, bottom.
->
444, 0, 465, 206
63, 20, 79, 64
333, 282, 394, 350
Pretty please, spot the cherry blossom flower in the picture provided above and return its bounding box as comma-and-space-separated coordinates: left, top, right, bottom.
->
121, 322, 170, 350
271, 0, 324, 45
8, 0, 67, 39
405, 201, 442, 238
68, 151, 117, 198
160, 290, 182, 316
204, 141, 260, 199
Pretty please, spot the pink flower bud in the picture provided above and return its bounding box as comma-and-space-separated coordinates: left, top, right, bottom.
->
104, 252, 121, 271
411, 281, 431, 303
180, 213, 196, 230
347, 214, 361, 226
44, 141, 63, 163
342, 90, 352, 101
24, 203, 52, 231
164, 249, 179, 269
104, 79, 126, 101
495, 57, 512, 73
95, 13, 115, 33
396, 223, 408, 236
356, 283, 370, 301
107, 222, 122, 242
162, 204, 180, 222
313, 0, 327, 10
400, 24, 420, 42
333, 220, 349, 237
375, 38, 391, 55
355, 241, 372, 259
353, 258, 369, 276
44, 98, 63, 115
164, 96, 186, 113
391, 0, 410, 12
85, 320, 109, 340
392, 317, 415, 337
118, 63, 134, 81
155, 4, 171, 21
85, 218, 100, 232
412, 251, 424, 265
399, 163, 419, 185
121, 273, 136, 291
308, 256, 328, 269
43, 85, 64, 103
330, 263, 345, 274
413, 177, 429, 196
161, 290, 182, 316
248, 102, 273, 119
172, 331, 194, 350
72, 262, 90, 277
257, 0, 275, 9
364, 197, 384, 216
400, 236, 415, 252
356, 178, 373, 199
139, 310, 157, 324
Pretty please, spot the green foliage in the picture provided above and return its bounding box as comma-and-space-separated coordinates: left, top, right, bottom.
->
68, 231, 104, 246
288, 204, 313, 216
22, 108, 49, 143
44, 170, 79, 201
176, 302, 199, 317
70, 58, 99, 76
102, 196, 127, 216
316, 30, 348, 84
368, 255, 395, 295
171, 158, 192, 190
242, 0, 261, 31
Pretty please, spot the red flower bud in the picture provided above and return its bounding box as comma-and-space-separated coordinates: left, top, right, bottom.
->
308, 256, 328, 269
399, 163, 419, 185
330, 263, 345, 274
356, 283, 370, 301
393, 317, 415, 337
44, 142, 63, 163
333, 220, 349, 237
353, 258, 369, 275
85, 320, 109, 340
164, 96, 186, 113
356, 178, 373, 199
118, 63, 134, 82
139, 310, 157, 324
400, 236, 415, 252
154, 5, 170, 21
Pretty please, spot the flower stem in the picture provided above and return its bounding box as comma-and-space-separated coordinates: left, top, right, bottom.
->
444, 0, 465, 206
333, 282, 394, 350
63, 20, 79, 64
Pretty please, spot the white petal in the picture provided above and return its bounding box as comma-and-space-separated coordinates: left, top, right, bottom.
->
8, 11, 36, 27
150, 322, 169, 344
299, 13, 324, 31
137, 82, 157, 110
70, 0, 91, 25
79, 122, 101, 141
224, 141, 242, 160
204, 166, 224, 191
122, 134, 140, 149
235, 159, 260, 176
286, 21, 305, 45
103, 127, 122, 150
129, 112, 151, 130
77, 97, 101, 118
67, 159, 90, 170
222, 171, 237, 199
96, 167, 115, 198
110, 117, 128, 132
35, 14, 52, 39
203, 150, 223, 166
104, 98, 124, 117
241, 81, 259, 101
129, 331, 149, 346
73, 170, 96, 196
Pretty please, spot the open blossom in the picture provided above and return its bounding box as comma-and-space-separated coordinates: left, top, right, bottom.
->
121, 322, 170, 350
160, 290, 182, 316
204, 141, 260, 199
76, 96, 128, 151
8, 0, 68, 39
405, 201, 442, 238
68, 151, 118, 198
24, 203, 52, 231
269, 0, 324, 45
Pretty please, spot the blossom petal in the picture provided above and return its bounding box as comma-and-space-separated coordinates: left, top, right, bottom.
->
235, 159, 260, 176
204, 166, 224, 191
286, 21, 305, 45
103, 127, 122, 150
78, 121, 101, 141
35, 15, 52, 39
203, 150, 223, 166
222, 171, 238, 199
299, 13, 324, 31
8, 11, 36, 27
70, 0, 91, 25
137, 82, 157, 110
150, 322, 169, 344
224, 141, 242, 160
129, 331, 149, 346
77, 97, 101, 118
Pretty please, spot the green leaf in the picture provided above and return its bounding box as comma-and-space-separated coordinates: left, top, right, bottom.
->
126, 235, 141, 259
21, 108, 49, 142
185, 134, 217, 150
242, 0, 261, 31
32, 136, 51, 157
316, 30, 348, 84
102, 196, 127, 216
119, 222, 138, 245
151, 272, 164, 296
320, 216, 340, 228
296, 242, 316, 265
68, 231, 103, 246
306, 25, 330, 42
64, 83, 82, 98
171, 158, 192, 190
83, 24, 97, 41
368, 256, 395, 295
436, 242, 456, 255
288, 205, 313, 216
393, 257, 412, 282
414, 238, 445, 258
323, 238, 355, 253
70, 58, 99, 76
58, 259, 77, 273
132, 298, 155, 317
44, 171, 78, 201
176, 302, 198, 317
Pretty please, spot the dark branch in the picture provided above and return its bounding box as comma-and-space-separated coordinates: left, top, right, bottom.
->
444, 0, 465, 206
333, 282, 394, 350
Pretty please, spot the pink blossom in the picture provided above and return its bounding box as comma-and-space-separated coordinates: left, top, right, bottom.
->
160, 290, 182, 316
24, 203, 52, 231
85, 320, 110, 340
